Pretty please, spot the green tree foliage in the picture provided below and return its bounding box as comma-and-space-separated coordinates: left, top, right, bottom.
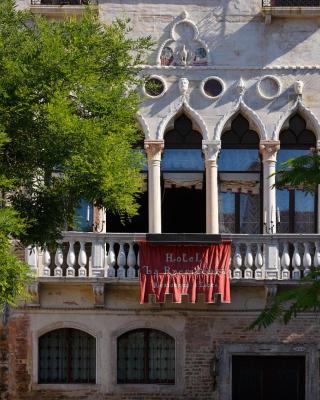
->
0, 0, 152, 246
251, 149, 320, 329
0, 0, 152, 309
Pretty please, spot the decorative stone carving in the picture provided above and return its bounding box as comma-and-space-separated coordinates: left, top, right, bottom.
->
202, 140, 221, 165
236, 77, 246, 96
178, 77, 189, 96
157, 13, 209, 67
260, 140, 280, 163
144, 140, 164, 161
92, 283, 105, 307
294, 80, 304, 96
27, 282, 40, 307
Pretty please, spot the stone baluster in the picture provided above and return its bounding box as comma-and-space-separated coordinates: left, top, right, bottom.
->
281, 242, 290, 280
66, 240, 76, 277
106, 241, 116, 277
292, 242, 301, 280
78, 241, 87, 277
54, 245, 63, 277
26, 245, 38, 275
117, 242, 126, 278
254, 243, 264, 279
42, 246, 51, 277
232, 243, 242, 279
314, 242, 320, 269
144, 140, 164, 233
127, 242, 136, 278
244, 244, 254, 279
92, 239, 105, 277
303, 242, 312, 276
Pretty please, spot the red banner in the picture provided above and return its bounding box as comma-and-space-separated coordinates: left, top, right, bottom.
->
139, 242, 231, 304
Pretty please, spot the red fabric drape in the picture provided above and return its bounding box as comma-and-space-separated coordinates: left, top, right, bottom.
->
139, 242, 231, 304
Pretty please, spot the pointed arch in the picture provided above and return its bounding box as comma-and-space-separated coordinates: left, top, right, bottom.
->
157, 99, 208, 140
214, 98, 266, 141
273, 98, 320, 142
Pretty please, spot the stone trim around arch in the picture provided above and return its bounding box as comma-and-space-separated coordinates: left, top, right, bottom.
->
214, 98, 267, 141
273, 98, 320, 144
32, 320, 102, 386
109, 318, 185, 395
157, 98, 209, 140
136, 112, 150, 140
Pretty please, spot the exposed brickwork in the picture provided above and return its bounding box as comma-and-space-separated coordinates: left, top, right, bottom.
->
3, 311, 319, 400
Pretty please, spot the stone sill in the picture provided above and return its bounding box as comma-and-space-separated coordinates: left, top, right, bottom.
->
262, 6, 320, 22
30, 5, 98, 19
32, 383, 99, 390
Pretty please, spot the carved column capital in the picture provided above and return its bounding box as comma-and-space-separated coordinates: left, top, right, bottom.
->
144, 140, 164, 161
260, 140, 280, 163
202, 140, 221, 165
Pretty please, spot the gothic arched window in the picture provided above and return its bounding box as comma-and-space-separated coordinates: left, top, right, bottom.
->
38, 328, 96, 384
117, 329, 175, 384
219, 114, 261, 234
277, 114, 316, 233
162, 114, 205, 233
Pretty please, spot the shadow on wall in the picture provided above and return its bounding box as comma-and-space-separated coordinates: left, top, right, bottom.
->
99, 0, 319, 67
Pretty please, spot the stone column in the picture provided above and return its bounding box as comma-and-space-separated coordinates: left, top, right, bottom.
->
260, 141, 280, 234
144, 140, 164, 233
260, 140, 280, 279
202, 140, 221, 234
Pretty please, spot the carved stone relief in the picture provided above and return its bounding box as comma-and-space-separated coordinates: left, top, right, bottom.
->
159, 12, 209, 67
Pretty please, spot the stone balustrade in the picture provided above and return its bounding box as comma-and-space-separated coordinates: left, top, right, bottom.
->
26, 232, 320, 281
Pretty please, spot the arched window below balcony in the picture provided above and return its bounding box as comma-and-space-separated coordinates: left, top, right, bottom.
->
38, 328, 96, 384
117, 329, 175, 384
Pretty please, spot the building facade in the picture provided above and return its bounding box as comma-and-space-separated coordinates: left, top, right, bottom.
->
2, 1, 320, 399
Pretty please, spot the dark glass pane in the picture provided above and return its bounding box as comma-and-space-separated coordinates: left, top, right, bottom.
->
219, 191, 236, 233
161, 149, 204, 171
148, 330, 175, 383
295, 191, 315, 233
280, 113, 316, 148
39, 328, 96, 384
240, 193, 260, 234
219, 149, 260, 172
276, 189, 290, 233
222, 114, 259, 147
117, 330, 145, 383
74, 199, 93, 232
165, 115, 202, 149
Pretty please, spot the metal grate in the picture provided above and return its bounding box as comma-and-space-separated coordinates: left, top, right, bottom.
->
31, 0, 98, 5
38, 328, 96, 383
263, 0, 320, 6
117, 329, 175, 384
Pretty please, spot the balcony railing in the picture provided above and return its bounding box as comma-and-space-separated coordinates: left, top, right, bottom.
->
31, 0, 98, 5
26, 232, 320, 281
262, 0, 320, 6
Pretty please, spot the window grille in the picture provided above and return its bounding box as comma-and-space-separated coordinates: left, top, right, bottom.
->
117, 329, 175, 384
38, 328, 96, 384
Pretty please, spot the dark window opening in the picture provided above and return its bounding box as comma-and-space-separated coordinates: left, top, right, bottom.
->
117, 329, 175, 384
38, 328, 96, 384
162, 114, 205, 233
232, 355, 305, 400
277, 113, 317, 233
219, 114, 262, 234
